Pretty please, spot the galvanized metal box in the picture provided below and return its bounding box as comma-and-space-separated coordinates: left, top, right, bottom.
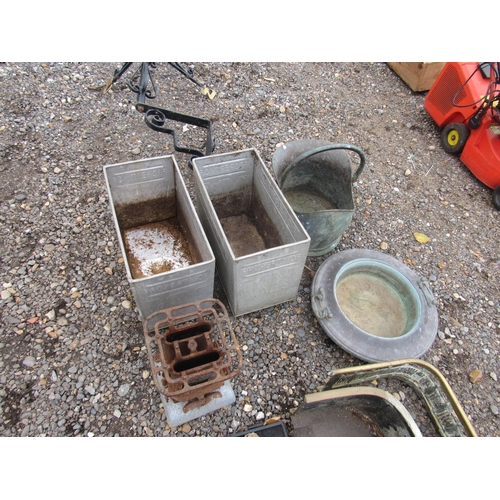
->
103, 155, 215, 321
193, 149, 310, 316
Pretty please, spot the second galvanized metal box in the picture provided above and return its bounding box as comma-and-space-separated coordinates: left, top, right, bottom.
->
103, 155, 215, 321
193, 149, 310, 316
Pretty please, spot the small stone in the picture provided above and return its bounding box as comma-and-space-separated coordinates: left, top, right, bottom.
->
404, 169, 411, 176
181, 423, 191, 433
105, 267, 113, 275
5, 316, 21, 324
142, 370, 150, 379
1, 290, 11, 300
15, 194, 26, 201
256, 411, 265, 420
118, 384, 130, 397
44, 243, 55, 253
68, 339, 79, 350
85, 385, 96, 396
243, 404, 253, 412
54, 167, 62, 174
469, 369, 483, 383
380, 242, 388, 250
131, 147, 141, 155
491, 405, 499, 416
57, 317, 69, 326
22, 356, 36, 367
490, 372, 498, 382
113, 409, 121, 418
45, 309, 56, 321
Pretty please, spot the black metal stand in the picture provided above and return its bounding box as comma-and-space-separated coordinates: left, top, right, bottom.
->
105, 62, 215, 163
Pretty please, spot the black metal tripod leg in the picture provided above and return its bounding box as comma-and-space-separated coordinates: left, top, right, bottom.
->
128, 63, 157, 103
168, 62, 202, 87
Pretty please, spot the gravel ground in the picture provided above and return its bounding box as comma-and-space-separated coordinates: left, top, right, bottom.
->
0, 61, 499, 438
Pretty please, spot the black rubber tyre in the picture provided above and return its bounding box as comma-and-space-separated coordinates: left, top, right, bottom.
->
441, 122, 470, 154
493, 185, 500, 210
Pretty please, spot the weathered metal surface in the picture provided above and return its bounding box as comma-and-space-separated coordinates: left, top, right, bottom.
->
193, 149, 310, 316
323, 359, 478, 437
310, 249, 438, 363
103, 155, 215, 320
272, 140, 366, 256
291, 386, 422, 437
144, 299, 242, 412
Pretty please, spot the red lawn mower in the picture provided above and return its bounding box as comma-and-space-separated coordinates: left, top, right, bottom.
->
424, 62, 500, 209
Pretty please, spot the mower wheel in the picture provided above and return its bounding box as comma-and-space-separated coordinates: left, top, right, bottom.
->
441, 122, 470, 154
493, 186, 500, 211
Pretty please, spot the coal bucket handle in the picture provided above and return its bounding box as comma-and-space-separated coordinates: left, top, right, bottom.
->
280, 143, 366, 186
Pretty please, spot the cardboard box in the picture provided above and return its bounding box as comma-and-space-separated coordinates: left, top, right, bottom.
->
387, 62, 445, 92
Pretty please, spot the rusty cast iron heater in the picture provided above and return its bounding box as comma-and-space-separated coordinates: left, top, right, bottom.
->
144, 299, 242, 426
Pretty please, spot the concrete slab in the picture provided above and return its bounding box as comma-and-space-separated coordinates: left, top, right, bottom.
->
161, 381, 236, 428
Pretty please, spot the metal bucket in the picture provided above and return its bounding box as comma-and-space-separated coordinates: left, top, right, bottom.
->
272, 140, 366, 256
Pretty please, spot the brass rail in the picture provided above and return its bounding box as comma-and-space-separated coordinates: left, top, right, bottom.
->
327, 358, 477, 437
